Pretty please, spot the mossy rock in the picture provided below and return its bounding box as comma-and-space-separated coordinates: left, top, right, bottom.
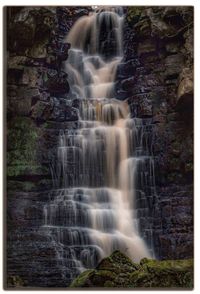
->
70, 270, 94, 288
127, 7, 144, 24
130, 259, 193, 288
7, 180, 37, 191
7, 165, 48, 178
70, 251, 193, 289
97, 250, 139, 274
7, 117, 41, 178
7, 275, 24, 287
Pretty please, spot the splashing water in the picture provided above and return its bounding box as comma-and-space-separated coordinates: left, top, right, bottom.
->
42, 7, 154, 284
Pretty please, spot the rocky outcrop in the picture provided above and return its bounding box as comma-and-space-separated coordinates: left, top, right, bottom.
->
6, 6, 89, 288
70, 251, 193, 288
116, 6, 193, 260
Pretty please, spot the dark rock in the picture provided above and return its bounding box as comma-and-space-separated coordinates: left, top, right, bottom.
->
71, 251, 193, 288
44, 71, 69, 96
46, 42, 71, 68
165, 41, 181, 53
176, 68, 193, 111
50, 105, 78, 122
164, 54, 185, 78
31, 100, 52, 121
117, 59, 140, 78
138, 39, 156, 56
134, 18, 151, 37
8, 7, 56, 54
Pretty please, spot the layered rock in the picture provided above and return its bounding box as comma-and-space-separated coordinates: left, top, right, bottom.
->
6, 6, 89, 288
115, 6, 193, 260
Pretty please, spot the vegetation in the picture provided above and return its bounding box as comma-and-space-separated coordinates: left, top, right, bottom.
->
70, 250, 193, 288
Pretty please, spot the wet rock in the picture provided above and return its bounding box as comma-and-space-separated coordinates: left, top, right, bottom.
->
46, 41, 71, 68
138, 99, 152, 117
71, 250, 193, 288
31, 98, 78, 122
121, 77, 135, 91
44, 71, 69, 96
50, 105, 78, 122
152, 114, 167, 124
117, 59, 140, 79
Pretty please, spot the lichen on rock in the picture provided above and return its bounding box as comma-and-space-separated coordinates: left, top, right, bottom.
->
70, 251, 193, 288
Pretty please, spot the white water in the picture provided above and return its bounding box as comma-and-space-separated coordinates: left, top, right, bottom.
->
43, 7, 153, 282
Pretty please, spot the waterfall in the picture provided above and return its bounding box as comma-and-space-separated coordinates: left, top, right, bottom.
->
42, 7, 155, 285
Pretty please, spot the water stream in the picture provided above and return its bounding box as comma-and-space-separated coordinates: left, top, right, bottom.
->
42, 7, 155, 284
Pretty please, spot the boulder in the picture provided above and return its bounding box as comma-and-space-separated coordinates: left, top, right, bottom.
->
70, 250, 193, 288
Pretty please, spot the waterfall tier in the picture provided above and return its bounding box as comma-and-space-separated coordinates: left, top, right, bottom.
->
42, 7, 156, 285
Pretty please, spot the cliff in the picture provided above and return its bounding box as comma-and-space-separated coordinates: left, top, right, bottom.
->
6, 6, 193, 288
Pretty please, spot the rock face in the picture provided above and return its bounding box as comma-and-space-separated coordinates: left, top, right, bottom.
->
70, 251, 193, 288
6, 6, 88, 288
117, 6, 193, 260
6, 6, 193, 288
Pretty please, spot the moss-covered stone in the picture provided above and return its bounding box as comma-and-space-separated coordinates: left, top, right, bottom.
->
7, 180, 37, 192
70, 251, 193, 289
7, 117, 41, 178
129, 259, 193, 288
70, 270, 94, 288
127, 7, 144, 24
7, 275, 24, 287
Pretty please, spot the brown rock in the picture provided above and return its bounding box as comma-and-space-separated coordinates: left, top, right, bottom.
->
177, 68, 193, 109
138, 39, 156, 56
164, 54, 184, 77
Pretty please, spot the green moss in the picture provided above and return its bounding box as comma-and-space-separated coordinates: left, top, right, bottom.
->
185, 162, 193, 173
7, 117, 38, 151
70, 252, 193, 289
92, 270, 117, 286
7, 180, 37, 191
7, 275, 24, 287
7, 165, 48, 177
104, 280, 115, 287
7, 117, 40, 177
97, 250, 139, 275
127, 7, 143, 24
70, 270, 94, 288
130, 259, 193, 288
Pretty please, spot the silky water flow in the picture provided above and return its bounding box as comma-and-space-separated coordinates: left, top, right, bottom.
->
41, 7, 156, 284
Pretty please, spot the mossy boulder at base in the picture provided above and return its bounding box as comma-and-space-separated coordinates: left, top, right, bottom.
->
70, 250, 193, 288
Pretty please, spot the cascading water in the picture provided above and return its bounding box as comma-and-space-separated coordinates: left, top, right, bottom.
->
42, 7, 155, 285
